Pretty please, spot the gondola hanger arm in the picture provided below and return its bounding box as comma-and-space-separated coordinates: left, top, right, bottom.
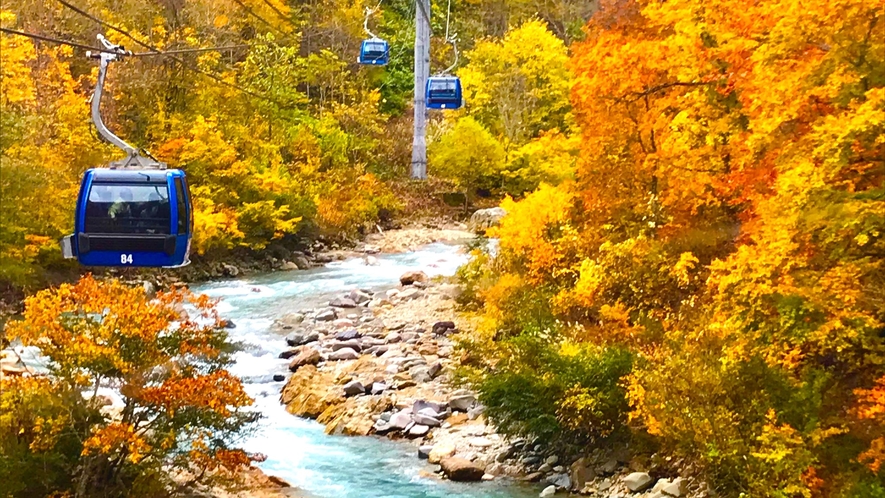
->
87, 34, 165, 170
363, 2, 382, 40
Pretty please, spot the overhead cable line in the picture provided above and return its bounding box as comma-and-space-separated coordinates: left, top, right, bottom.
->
132, 44, 249, 56
0, 28, 248, 56
54, 0, 292, 107
0, 27, 114, 53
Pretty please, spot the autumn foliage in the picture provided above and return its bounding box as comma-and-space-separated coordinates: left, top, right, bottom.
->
460, 0, 885, 496
1, 276, 256, 497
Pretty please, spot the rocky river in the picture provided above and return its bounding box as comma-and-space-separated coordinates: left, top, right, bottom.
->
193, 241, 544, 498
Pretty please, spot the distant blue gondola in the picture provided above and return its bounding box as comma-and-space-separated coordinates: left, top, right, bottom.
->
426, 76, 463, 109
359, 38, 389, 65
62, 169, 193, 268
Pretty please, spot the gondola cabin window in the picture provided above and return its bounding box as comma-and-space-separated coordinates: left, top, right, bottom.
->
174, 177, 188, 235
85, 183, 171, 234
429, 80, 456, 97
364, 41, 386, 58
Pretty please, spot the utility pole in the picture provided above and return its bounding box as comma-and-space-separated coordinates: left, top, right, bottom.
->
411, 0, 430, 179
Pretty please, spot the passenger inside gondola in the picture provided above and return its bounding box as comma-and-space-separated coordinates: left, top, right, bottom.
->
108, 187, 133, 220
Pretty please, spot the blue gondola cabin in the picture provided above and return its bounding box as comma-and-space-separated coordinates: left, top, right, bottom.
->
426, 76, 463, 109
358, 39, 389, 65
61, 169, 193, 267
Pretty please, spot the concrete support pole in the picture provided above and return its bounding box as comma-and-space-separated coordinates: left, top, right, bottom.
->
411, 0, 430, 179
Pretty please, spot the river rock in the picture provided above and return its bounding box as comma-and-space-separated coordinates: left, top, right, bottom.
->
330, 297, 357, 308
418, 445, 434, 459
496, 445, 516, 462
523, 472, 544, 482
546, 473, 571, 489
467, 404, 485, 420
625, 472, 654, 492
570, 457, 595, 490
394, 379, 416, 389
371, 382, 387, 395
432, 321, 456, 335
293, 255, 311, 269
286, 331, 320, 346
331, 340, 362, 352
273, 374, 285, 382
414, 400, 448, 414
469, 437, 494, 448
388, 410, 413, 430
545, 455, 559, 465
662, 477, 687, 497
335, 329, 362, 341
440, 457, 484, 482
281, 261, 300, 270
329, 348, 360, 361
343, 380, 365, 397
315, 308, 337, 321
539, 485, 557, 497
412, 412, 441, 426
366, 345, 389, 356
417, 407, 444, 419
288, 348, 321, 371
222, 263, 240, 276
468, 207, 506, 232
449, 394, 476, 412
409, 366, 433, 383
428, 441, 456, 463
349, 289, 372, 304
399, 287, 423, 301
435, 284, 462, 300
332, 318, 355, 329
278, 349, 299, 359
400, 271, 428, 286
409, 424, 430, 437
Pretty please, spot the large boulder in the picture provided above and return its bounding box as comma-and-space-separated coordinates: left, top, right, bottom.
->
439, 457, 484, 482
288, 348, 321, 371
399, 271, 428, 286
468, 207, 506, 233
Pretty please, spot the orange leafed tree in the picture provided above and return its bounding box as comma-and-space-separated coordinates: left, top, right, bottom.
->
2, 276, 256, 497
462, 0, 885, 496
